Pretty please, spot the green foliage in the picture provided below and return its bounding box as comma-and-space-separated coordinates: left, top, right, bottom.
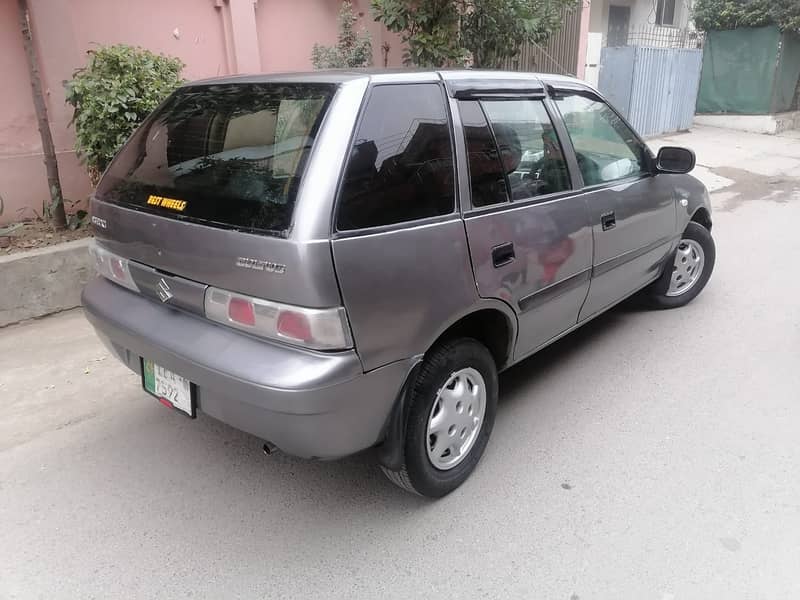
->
312, 1, 373, 68
65, 44, 184, 180
371, 0, 465, 66
694, 0, 800, 32
371, 0, 574, 68
461, 0, 575, 68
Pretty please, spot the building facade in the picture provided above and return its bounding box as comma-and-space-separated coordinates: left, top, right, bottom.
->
584, 0, 696, 85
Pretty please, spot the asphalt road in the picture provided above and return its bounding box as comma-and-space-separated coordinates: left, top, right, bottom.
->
2, 129, 800, 599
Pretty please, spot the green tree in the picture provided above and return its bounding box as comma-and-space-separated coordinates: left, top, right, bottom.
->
462, 0, 575, 68
693, 0, 800, 32
65, 44, 184, 183
312, 1, 374, 68
370, 0, 465, 67
772, 0, 800, 32
371, 0, 575, 68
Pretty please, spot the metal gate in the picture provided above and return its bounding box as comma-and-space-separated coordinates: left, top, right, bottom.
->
599, 46, 703, 137
502, 0, 583, 75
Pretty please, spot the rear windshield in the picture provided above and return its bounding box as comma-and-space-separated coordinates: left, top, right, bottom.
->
95, 83, 336, 236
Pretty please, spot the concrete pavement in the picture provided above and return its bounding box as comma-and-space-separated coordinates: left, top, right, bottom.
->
650, 124, 800, 194
2, 126, 800, 599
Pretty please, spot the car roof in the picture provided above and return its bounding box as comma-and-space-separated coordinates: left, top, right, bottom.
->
186, 68, 592, 90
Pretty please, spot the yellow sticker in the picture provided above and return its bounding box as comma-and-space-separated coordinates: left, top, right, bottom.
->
147, 194, 187, 212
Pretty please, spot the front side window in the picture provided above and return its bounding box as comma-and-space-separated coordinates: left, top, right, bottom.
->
96, 83, 335, 235
336, 84, 455, 231
480, 99, 571, 201
554, 93, 648, 186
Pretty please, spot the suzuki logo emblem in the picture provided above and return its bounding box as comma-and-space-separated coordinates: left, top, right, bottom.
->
157, 278, 173, 303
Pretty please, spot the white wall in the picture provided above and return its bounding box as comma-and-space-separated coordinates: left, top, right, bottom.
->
589, 0, 637, 36
583, 0, 697, 83
589, 0, 694, 37
630, 0, 694, 29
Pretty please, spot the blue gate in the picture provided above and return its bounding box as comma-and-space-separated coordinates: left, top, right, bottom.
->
599, 46, 703, 137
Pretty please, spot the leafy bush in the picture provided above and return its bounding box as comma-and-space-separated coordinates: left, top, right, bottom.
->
371, 0, 465, 66
371, 0, 574, 68
460, 0, 576, 68
694, 0, 800, 32
65, 44, 184, 181
311, 1, 373, 69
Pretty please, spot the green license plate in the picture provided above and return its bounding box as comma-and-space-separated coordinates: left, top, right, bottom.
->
142, 359, 195, 417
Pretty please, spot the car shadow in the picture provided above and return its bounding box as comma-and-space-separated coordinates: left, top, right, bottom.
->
51, 303, 642, 521
498, 304, 633, 405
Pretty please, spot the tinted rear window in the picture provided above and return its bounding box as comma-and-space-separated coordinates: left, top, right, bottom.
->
95, 83, 336, 236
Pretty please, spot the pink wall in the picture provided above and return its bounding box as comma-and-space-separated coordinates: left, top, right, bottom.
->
0, 0, 404, 225
256, 0, 403, 71
1, 0, 236, 224
64, 0, 232, 81
0, 0, 52, 220
0, 0, 38, 156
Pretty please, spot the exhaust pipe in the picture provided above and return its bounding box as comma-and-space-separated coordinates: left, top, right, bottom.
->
262, 442, 278, 456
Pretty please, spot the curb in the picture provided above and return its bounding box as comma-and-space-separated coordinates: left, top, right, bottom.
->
0, 238, 93, 327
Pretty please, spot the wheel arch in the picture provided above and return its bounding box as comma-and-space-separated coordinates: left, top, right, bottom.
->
690, 207, 713, 232
376, 303, 517, 470
427, 304, 517, 371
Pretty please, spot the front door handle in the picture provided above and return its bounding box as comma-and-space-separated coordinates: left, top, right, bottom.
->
492, 242, 515, 268
601, 211, 616, 231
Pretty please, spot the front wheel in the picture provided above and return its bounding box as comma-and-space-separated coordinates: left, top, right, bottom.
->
380, 338, 498, 498
645, 221, 716, 309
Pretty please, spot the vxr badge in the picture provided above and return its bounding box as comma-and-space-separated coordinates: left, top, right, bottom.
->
157, 278, 173, 303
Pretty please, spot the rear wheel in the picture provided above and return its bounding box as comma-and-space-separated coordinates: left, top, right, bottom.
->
646, 221, 715, 309
380, 338, 498, 498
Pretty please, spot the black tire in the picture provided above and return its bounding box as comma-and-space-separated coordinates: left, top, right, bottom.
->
380, 338, 498, 498
645, 221, 716, 309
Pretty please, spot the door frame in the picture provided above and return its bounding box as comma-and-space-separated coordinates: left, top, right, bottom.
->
448, 86, 595, 359
544, 83, 680, 318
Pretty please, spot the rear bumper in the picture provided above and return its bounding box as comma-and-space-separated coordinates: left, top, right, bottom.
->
82, 277, 414, 459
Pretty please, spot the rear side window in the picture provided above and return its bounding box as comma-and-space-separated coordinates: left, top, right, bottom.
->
336, 84, 455, 231
480, 99, 571, 201
95, 83, 336, 235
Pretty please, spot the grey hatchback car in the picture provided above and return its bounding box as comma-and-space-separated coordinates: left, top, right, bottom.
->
83, 69, 715, 497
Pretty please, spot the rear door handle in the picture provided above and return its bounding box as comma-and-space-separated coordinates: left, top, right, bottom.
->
601, 211, 616, 231
492, 242, 515, 268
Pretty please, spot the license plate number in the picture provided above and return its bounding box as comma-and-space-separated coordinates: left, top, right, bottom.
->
142, 359, 194, 417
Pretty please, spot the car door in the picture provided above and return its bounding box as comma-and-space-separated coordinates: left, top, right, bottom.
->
454, 95, 593, 361
551, 88, 677, 320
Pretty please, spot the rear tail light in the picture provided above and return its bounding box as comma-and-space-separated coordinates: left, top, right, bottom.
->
88, 242, 139, 292
276, 311, 312, 342
228, 297, 256, 326
204, 287, 352, 351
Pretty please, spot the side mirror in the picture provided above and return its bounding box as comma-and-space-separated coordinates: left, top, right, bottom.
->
656, 146, 696, 174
